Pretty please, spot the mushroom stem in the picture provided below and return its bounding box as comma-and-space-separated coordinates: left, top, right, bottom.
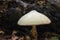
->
31, 25, 37, 40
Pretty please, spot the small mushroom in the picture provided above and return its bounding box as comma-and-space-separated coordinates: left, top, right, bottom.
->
17, 10, 51, 40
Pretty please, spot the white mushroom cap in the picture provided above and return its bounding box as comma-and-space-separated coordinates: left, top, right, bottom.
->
17, 10, 51, 26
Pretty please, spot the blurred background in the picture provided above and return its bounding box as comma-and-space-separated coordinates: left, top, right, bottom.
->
0, 0, 60, 40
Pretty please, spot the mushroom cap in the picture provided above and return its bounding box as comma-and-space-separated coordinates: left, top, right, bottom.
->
17, 10, 51, 26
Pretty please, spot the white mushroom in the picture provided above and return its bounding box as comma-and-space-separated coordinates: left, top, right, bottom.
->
17, 10, 51, 25
17, 10, 51, 40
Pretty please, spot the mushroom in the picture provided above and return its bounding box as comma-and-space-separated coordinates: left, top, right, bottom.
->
17, 10, 51, 40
